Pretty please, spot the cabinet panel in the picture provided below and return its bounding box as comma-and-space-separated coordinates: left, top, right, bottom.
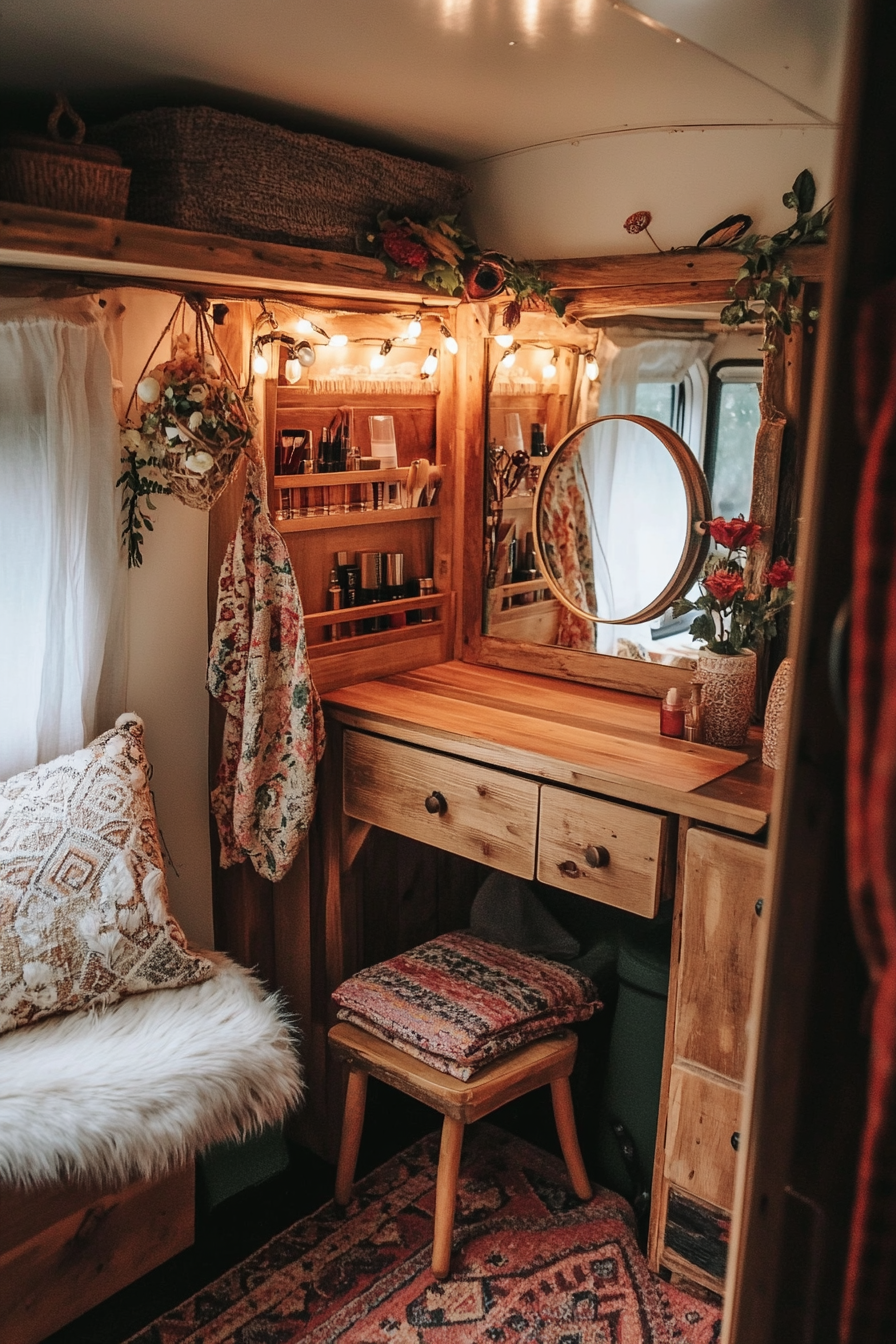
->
676, 827, 767, 1080
665, 1062, 742, 1211
343, 730, 539, 878
537, 785, 666, 917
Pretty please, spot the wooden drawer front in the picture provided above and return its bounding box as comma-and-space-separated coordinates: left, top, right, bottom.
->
343, 730, 539, 878
537, 785, 666, 917
665, 1063, 743, 1212
677, 828, 767, 1080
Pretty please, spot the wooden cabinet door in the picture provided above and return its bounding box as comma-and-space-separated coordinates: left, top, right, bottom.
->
677, 828, 767, 1081
665, 1063, 743, 1211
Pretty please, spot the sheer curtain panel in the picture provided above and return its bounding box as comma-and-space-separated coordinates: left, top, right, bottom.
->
0, 298, 126, 780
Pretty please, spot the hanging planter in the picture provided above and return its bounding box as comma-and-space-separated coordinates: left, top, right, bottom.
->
118, 296, 256, 567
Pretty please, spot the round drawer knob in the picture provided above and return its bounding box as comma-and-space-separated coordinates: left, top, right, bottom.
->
584, 844, 610, 869
558, 859, 581, 878
755, 898, 764, 917
731, 1131, 740, 1151
424, 790, 447, 816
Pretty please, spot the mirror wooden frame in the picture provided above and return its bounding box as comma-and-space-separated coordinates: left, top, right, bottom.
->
533, 414, 712, 627
459, 245, 828, 699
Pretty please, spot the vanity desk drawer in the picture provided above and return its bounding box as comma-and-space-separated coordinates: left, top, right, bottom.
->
537, 785, 668, 918
343, 730, 539, 878
664, 1063, 743, 1212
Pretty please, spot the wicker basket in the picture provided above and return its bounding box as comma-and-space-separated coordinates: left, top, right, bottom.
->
94, 105, 470, 253
0, 96, 130, 217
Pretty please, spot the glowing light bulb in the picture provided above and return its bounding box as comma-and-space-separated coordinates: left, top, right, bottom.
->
405, 315, 423, 339
422, 348, 439, 377
284, 358, 302, 384
500, 349, 516, 368
585, 354, 599, 381
328, 332, 348, 348
252, 352, 269, 376
444, 335, 459, 355
495, 333, 515, 348
370, 351, 387, 371
295, 318, 314, 333
542, 359, 557, 380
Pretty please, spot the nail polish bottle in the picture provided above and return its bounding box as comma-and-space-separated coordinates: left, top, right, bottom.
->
660, 687, 685, 738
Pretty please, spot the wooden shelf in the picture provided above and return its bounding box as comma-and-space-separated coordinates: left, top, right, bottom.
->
305, 591, 447, 633
275, 468, 408, 487
0, 199, 457, 305
275, 506, 440, 534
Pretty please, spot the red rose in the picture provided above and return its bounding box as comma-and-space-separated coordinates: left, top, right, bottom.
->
381, 229, 430, 271
766, 557, 795, 588
624, 211, 652, 235
704, 569, 745, 604
708, 516, 763, 551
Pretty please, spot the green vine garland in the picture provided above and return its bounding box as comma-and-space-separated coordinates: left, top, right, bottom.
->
720, 169, 832, 351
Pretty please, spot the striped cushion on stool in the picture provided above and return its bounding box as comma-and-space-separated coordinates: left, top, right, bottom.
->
332, 931, 600, 1080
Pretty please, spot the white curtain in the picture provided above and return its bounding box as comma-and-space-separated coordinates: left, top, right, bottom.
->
0, 297, 126, 779
588, 337, 712, 654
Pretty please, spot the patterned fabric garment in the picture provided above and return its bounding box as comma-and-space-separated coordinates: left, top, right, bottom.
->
539, 451, 598, 652
333, 932, 600, 1079
208, 459, 325, 882
0, 717, 213, 1035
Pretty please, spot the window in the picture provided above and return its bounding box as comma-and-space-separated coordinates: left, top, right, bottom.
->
633, 361, 707, 461
704, 360, 763, 520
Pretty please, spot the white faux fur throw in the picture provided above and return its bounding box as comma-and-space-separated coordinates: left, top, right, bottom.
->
0, 953, 303, 1190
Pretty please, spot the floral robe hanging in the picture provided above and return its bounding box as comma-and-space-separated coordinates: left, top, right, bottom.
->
539, 452, 598, 652
208, 459, 325, 881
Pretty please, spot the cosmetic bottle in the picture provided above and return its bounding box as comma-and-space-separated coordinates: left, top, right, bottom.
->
530, 423, 547, 457
326, 567, 345, 641
385, 553, 407, 627
418, 576, 435, 623
660, 687, 685, 738
343, 564, 362, 637
688, 684, 705, 743
359, 551, 385, 631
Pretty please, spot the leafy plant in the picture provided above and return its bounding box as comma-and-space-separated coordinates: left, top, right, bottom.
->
720, 169, 832, 351
117, 437, 170, 569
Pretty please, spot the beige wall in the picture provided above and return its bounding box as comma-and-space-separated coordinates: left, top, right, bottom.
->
116, 290, 214, 948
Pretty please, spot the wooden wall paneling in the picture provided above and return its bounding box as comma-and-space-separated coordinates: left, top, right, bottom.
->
648, 816, 690, 1271
455, 304, 488, 662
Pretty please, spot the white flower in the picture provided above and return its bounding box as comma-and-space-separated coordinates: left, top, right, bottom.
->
188, 410, 203, 431
142, 865, 167, 924
101, 851, 136, 906
204, 355, 221, 376
188, 383, 208, 403
121, 427, 143, 452
164, 425, 182, 441
137, 376, 161, 404
185, 451, 215, 474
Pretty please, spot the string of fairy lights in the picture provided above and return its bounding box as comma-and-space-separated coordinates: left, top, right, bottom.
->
249, 301, 599, 385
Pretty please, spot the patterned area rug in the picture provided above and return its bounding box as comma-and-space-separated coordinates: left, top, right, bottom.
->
127, 1125, 720, 1343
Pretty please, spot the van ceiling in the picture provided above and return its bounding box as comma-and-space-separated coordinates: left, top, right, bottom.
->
0, 0, 844, 161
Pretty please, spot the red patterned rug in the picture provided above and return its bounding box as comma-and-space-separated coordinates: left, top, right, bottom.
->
127, 1125, 720, 1343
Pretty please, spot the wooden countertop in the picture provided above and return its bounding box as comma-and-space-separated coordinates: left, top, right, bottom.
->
323, 661, 774, 836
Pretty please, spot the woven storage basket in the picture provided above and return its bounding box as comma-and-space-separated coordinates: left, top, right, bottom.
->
0, 97, 130, 217
94, 106, 470, 252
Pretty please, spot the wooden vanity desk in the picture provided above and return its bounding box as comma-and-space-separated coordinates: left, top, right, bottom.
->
322, 659, 773, 1294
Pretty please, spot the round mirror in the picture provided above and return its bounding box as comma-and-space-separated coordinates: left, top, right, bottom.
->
534, 415, 711, 626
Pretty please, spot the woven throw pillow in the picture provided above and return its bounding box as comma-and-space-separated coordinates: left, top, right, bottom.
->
0, 714, 213, 1035
332, 931, 600, 1080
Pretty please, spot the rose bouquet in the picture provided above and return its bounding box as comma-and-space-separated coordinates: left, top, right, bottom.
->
119, 327, 255, 567
672, 516, 795, 654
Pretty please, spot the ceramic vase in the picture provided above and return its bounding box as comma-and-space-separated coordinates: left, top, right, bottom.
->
697, 648, 757, 748
762, 657, 794, 769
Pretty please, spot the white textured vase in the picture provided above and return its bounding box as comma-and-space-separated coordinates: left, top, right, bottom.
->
762, 657, 794, 769
697, 648, 757, 748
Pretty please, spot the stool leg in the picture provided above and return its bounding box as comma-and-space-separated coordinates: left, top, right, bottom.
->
334, 1068, 368, 1205
551, 1077, 592, 1200
431, 1116, 464, 1280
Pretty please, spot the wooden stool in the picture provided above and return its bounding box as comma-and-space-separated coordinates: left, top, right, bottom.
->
329, 1021, 592, 1279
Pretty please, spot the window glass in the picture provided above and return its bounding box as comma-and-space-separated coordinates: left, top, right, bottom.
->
634, 381, 677, 428
706, 363, 762, 520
